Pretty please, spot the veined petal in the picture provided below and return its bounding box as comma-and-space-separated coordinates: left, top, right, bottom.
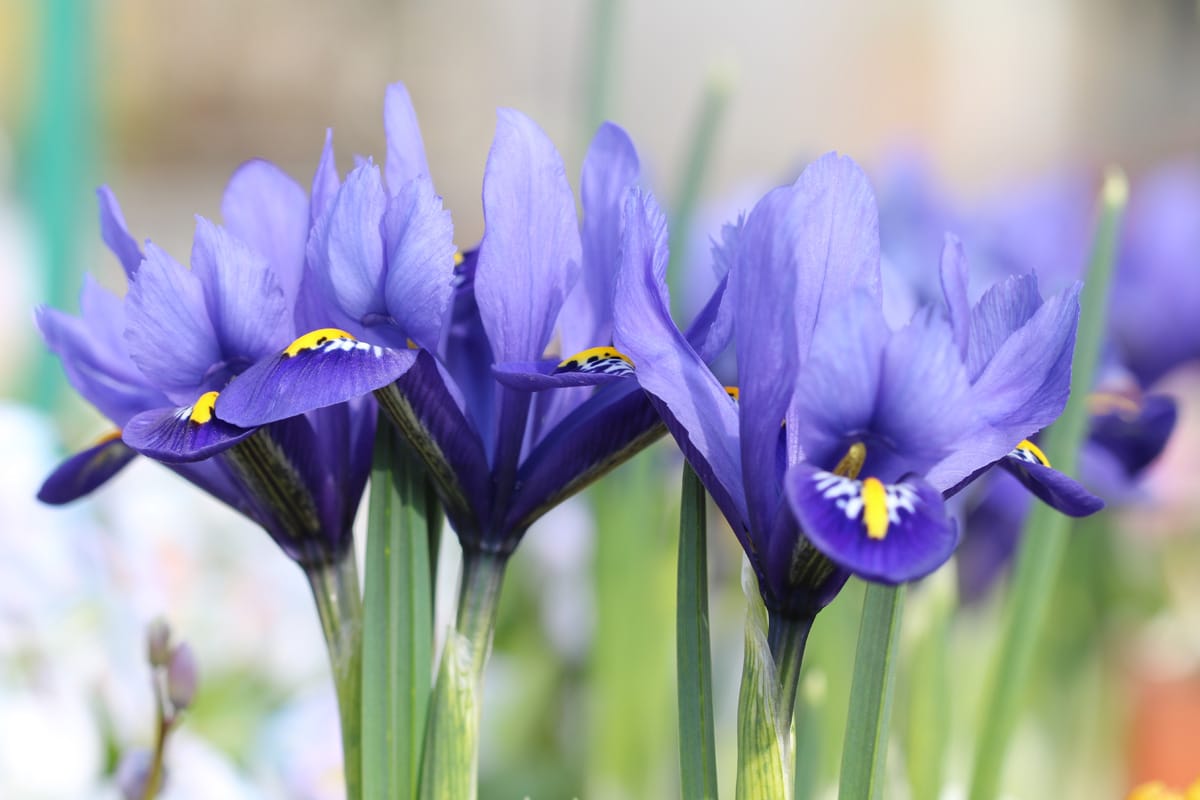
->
215, 329, 416, 426
124, 391, 254, 462
374, 350, 491, 536
37, 276, 168, 426
97, 186, 144, 279
382, 176, 456, 350
940, 233, 970, 359
220, 159, 310, 309
785, 464, 959, 584
37, 432, 138, 504
191, 217, 290, 360
969, 280, 1081, 443
560, 122, 640, 355
964, 273, 1045, 381
311, 128, 341, 223
1000, 441, 1103, 517
384, 81, 431, 192
492, 356, 634, 391
124, 243, 221, 402
612, 188, 747, 523
475, 109, 582, 362
685, 272, 732, 364
310, 163, 388, 326
504, 381, 663, 534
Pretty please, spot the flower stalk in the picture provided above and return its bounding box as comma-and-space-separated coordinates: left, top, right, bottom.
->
306, 554, 364, 800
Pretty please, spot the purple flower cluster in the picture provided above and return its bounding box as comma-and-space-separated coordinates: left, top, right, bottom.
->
38, 84, 1101, 611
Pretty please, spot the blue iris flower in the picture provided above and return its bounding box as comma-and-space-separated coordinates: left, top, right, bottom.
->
216, 88, 724, 555
35, 113, 405, 567
611, 153, 1099, 620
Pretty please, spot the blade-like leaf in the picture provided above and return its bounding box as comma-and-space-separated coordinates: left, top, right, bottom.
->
363, 416, 436, 800
677, 464, 720, 798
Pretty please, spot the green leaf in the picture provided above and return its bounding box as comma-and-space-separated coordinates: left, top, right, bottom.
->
676, 464, 720, 798
839, 582, 905, 800
903, 569, 956, 800
968, 170, 1127, 800
362, 418, 436, 800
419, 630, 480, 800
735, 565, 792, 800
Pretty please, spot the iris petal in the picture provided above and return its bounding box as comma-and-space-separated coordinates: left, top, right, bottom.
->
785, 463, 959, 584
124, 393, 254, 462
384, 81, 431, 192
215, 330, 416, 426
38, 433, 138, 504
999, 450, 1104, 517
97, 186, 144, 279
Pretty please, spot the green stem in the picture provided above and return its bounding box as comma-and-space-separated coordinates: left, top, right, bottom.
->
140, 695, 169, 800
419, 549, 508, 799
839, 582, 906, 800
676, 464, 719, 798
583, 0, 620, 140
768, 612, 814, 729
968, 170, 1127, 800
307, 554, 364, 800
667, 71, 732, 320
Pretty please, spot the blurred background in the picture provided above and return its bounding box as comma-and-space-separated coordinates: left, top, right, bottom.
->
1, 0, 1198, 797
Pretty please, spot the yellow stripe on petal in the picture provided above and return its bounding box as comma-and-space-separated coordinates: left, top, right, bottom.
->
1015, 439, 1051, 468
724, 386, 739, 402
283, 328, 356, 358
554, 346, 635, 375
861, 477, 889, 540
189, 391, 220, 425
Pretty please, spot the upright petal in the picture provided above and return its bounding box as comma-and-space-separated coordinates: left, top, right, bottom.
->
97, 186, 144, 279
940, 233, 970, 358
220, 159, 310, 308
384, 82, 431, 192
969, 281, 1081, 443
560, 122, 640, 354
190, 217, 290, 361
612, 188, 747, 523
443, 248, 498, 453
311, 129, 341, 224
125, 244, 222, 403
734, 185, 800, 536
475, 109, 582, 362
382, 176, 456, 351
964, 273, 1044, 381
308, 164, 389, 328
784, 153, 882, 360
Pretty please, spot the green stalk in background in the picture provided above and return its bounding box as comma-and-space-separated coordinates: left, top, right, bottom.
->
419, 549, 506, 800
582, 0, 620, 141
667, 70, 733, 320
362, 420, 437, 800
676, 464, 719, 798
967, 169, 1127, 800
26, 0, 94, 410
902, 567, 956, 800
306, 553, 364, 800
838, 583, 906, 800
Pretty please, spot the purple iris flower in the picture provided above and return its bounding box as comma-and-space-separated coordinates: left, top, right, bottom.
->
612, 153, 1095, 620
216, 95, 704, 555
37, 148, 379, 567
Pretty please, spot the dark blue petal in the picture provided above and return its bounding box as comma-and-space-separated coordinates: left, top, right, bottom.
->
475, 109, 582, 362
382, 176, 456, 351
220, 159, 310, 310
124, 244, 222, 403
124, 393, 255, 462
38, 433, 138, 504
504, 381, 662, 535
940, 233, 970, 358
444, 248, 498, 454
375, 349, 491, 537
190, 217, 290, 360
560, 122, 640, 355
611, 188, 747, 524
785, 463, 959, 584
97, 186, 144, 279
492, 354, 634, 390
1088, 392, 1176, 478
215, 330, 416, 426
761, 510, 851, 617
384, 82, 430, 192
999, 447, 1103, 517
